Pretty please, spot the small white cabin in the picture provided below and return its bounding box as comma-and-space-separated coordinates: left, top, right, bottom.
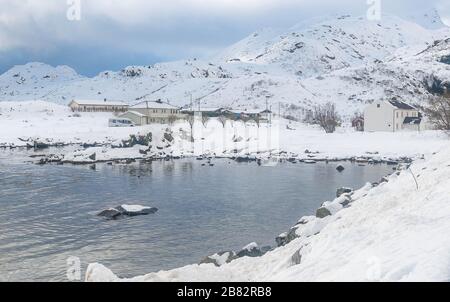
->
118, 111, 147, 126
364, 100, 424, 132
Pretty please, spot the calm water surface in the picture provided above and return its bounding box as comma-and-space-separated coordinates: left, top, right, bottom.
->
0, 149, 393, 281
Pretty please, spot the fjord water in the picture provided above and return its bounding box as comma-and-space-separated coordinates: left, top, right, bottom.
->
0, 149, 393, 281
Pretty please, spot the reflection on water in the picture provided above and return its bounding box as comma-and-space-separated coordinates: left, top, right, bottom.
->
0, 149, 393, 281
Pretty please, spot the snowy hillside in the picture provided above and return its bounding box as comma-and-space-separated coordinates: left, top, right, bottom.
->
86, 145, 450, 282
1, 12, 449, 119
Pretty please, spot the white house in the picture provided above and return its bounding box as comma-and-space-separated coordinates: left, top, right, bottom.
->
364, 100, 428, 132
119, 100, 185, 125
69, 99, 129, 112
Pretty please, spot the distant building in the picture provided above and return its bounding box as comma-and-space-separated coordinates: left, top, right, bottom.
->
120, 100, 185, 125
364, 100, 427, 132
181, 107, 227, 117
224, 109, 273, 122
69, 99, 129, 112
181, 107, 272, 122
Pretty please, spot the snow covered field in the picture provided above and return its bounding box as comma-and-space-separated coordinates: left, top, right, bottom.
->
1, 101, 448, 161
86, 145, 450, 282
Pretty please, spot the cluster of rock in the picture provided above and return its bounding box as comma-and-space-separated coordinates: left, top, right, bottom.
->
200, 166, 405, 269
199, 242, 272, 267
34, 154, 64, 165
231, 149, 411, 167
97, 204, 158, 220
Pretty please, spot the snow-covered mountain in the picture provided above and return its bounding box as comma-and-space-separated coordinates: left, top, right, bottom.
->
1, 12, 449, 119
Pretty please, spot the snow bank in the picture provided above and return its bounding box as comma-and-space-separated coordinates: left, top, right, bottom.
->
86, 144, 450, 282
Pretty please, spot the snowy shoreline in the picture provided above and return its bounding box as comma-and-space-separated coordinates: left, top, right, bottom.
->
2, 101, 449, 281
85, 145, 450, 282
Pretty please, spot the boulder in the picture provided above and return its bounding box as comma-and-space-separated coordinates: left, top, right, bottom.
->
380, 177, 389, 184
97, 208, 122, 219
316, 207, 332, 218
199, 251, 236, 267
163, 131, 174, 143
276, 216, 313, 247
122, 133, 152, 147
260, 246, 272, 255
88, 153, 96, 161
338, 195, 352, 207
275, 233, 288, 247
236, 242, 262, 258
336, 165, 345, 172
336, 187, 353, 197
116, 205, 158, 216
98, 205, 158, 220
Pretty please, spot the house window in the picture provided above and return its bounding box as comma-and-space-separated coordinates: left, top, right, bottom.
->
377, 104, 380, 108
396, 112, 399, 118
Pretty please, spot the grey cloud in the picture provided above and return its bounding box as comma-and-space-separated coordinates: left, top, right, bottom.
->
0, 0, 448, 76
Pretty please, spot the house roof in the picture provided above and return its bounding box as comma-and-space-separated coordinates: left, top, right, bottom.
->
70, 99, 128, 106
120, 111, 146, 117
131, 100, 180, 110
403, 117, 422, 125
228, 109, 272, 115
181, 107, 224, 112
388, 100, 416, 110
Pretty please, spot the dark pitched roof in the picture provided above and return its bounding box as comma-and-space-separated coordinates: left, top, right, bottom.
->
403, 117, 422, 125
389, 100, 416, 110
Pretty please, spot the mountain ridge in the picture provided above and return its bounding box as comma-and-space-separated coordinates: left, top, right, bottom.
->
1, 12, 449, 119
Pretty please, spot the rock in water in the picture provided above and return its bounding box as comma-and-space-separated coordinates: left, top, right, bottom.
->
116, 204, 158, 216
97, 208, 122, 219
336, 165, 345, 172
98, 205, 158, 219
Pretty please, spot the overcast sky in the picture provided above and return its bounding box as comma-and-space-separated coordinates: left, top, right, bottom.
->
0, 0, 449, 76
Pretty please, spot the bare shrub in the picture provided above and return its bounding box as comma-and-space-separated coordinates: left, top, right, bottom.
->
186, 115, 195, 142
312, 103, 341, 133
420, 95, 450, 131
218, 115, 227, 128
201, 115, 210, 128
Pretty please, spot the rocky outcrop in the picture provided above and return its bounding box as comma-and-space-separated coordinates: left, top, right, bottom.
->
316, 207, 332, 218
200, 251, 236, 267
121, 133, 152, 148
336, 187, 353, 197
236, 242, 263, 258
98, 205, 158, 220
